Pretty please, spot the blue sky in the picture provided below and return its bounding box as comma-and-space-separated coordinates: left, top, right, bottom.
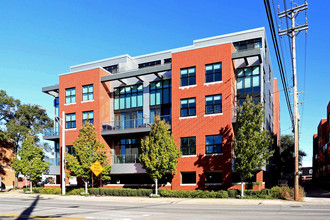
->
0, 0, 329, 166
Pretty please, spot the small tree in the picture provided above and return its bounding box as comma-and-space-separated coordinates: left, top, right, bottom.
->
12, 136, 49, 192
234, 96, 273, 197
65, 122, 111, 194
139, 117, 181, 195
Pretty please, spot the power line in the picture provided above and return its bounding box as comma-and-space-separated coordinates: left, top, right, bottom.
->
264, 0, 294, 125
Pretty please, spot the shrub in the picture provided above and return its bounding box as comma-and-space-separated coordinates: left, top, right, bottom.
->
23, 187, 43, 193
252, 182, 262, 186
88, 188, 153, 197
158, 189, 228, 198
39, 187, 61, 194
66, 188, 85, 195
227, 189, 238, 198
270, 186, 282, 199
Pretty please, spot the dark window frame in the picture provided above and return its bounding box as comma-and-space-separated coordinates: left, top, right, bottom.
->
180, 137, 196, 155
150, 80, 171, 106
205, 134, 222, 154
180, 67, 196, 87
181, 172, 196, 184
205, 171, 223, 184
65, 113, 76, 129
82, 84, 94, 101
205, 62, 222, 83
114, 84, 143, 110
66, 145, 75, 155
138, 60, 161, 69
180, 98, 196, 117
205, 94, 222, 114
65, 87, 76, 104
82, 110, 94, 124
103, 65, 118, 73
236, 66, 260, 95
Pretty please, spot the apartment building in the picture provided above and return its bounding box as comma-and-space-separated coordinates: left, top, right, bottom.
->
42, 27, 280, 190
313, 101, 330, 181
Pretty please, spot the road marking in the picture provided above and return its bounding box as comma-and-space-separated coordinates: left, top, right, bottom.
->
0, 213, 101, 220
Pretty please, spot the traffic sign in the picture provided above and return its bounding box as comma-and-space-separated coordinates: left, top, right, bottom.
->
90, 161, 103, 176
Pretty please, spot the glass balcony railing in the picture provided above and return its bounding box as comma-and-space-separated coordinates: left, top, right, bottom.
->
111, 154, 139, 164
43, 127, 59, 136
101, 115, 171, 131
45, 158, 60, 166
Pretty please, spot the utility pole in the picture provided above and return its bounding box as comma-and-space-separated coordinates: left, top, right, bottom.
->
278, 1, 308, 201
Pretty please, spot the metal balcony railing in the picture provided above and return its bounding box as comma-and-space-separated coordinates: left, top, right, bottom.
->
101, 115, 171, 131
45, 158, 60, 166
111, 154, 139, 164
43, 127, 59, 136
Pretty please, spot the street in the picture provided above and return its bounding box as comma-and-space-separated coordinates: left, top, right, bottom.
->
0, 192, 330, 220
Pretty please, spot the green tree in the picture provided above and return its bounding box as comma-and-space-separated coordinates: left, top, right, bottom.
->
279, 135, 306, 181
234, 96, 273, 197
139, 117, 181, 195
65, 122, 111, 194
12, 136, 49, 192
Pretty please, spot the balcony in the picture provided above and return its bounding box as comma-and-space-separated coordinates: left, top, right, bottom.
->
43, 128, 59, 140
111, 154, 139, 164
44, 158, 60, 175
101, 116, 171, 136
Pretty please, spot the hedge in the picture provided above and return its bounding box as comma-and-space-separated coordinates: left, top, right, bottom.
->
158, 189, 229, 198
88, 188, 153, 197
39, 187, 61, 194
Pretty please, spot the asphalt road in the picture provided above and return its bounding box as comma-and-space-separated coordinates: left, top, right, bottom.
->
0, 196, 330, 220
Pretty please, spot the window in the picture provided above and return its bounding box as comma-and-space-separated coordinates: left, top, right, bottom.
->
150, 107, 171, 124
82, 84, 93, 101
328, 113, 330, 124
82, 111, 94, 124
205, 171, 222, 184
66, 145, 75, 155
114, 111, 143, 129
150, 80, 171, 105
65, 88, 76, 104
164, 58, 172, 64
205, 63, 222, 83
66, 113, 76, 129
138, 60, 161, 68
205, 135, 222, 154
180, 67, 196, 86
114, 84, 143, 110
180, 98, 196, 117
237, 66, 260, 94
233, 38, 262, 51
103, 64, 118, 73
54, 97, 59, 117
181, 172, 196, 184
205, 94, 222, 114
114, 138, 139, 164
180, 137, 196, 155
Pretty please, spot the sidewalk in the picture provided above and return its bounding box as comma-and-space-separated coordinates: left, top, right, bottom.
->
3, 190, 329, 206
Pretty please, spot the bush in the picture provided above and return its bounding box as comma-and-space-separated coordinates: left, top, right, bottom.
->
158, 189, 228, 198
23, 187, 43, 193
270, 186, 282, 199
39, 187, 61, 194
88, 188, 153, 197
227, 189, 238, 198
66, 188, 85, 195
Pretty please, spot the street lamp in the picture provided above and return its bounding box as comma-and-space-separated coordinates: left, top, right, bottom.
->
39, 106, 66, 195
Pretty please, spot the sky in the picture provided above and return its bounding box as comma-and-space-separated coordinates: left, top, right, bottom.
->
0, 0, 329, 167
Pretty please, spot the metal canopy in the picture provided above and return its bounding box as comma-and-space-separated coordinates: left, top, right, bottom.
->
232, 48, 262, 66
42, 84, 59, 97
101, 64, 171, 83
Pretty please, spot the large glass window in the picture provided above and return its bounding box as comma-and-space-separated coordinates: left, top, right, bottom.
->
54, 97, 59, 117
82, 84, 93, 101
113, 138, 139, 164
205, 135, 222, 154
205, 63, 222, 83
181, 172, 196, 184
150, 80, 171, 106
180, 137, 196, 155
66, 145, 75, 155
180, 67, 196, 86
114, 84, 143, 110
205, 171, 222, 184
233, 38, 262, 51
82, 111, 94, 124
237, 66, 260, 94
65, 113, 76, 129
65, 88, 76, 104
180, 98, 196, 117
114, 111, 143, 129
205, 94, 222, 114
